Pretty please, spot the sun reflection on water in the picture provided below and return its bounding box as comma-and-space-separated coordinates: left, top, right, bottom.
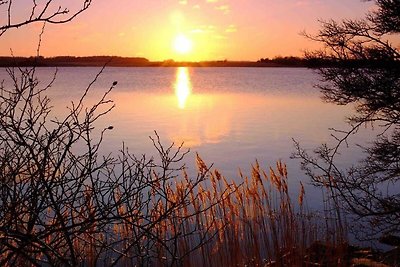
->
174, 67, 191, 109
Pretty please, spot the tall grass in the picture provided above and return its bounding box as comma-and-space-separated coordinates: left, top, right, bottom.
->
2, 154, 347, 266
174, 158, 348, 266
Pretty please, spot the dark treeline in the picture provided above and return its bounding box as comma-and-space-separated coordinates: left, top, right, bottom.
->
0, 55, 308, 67
0, 55, 316, 68
0, 56, 150, 67
257, 56, 307, 66
260, 56, 400, 68
1, 55, 398, 68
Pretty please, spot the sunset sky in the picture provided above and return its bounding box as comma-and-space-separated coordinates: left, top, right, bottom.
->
0, 0, 374, 61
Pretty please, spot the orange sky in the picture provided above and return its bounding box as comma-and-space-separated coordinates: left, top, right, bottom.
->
0, 0, 374, 61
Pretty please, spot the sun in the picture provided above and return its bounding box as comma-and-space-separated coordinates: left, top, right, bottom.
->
173, 34, 193, 54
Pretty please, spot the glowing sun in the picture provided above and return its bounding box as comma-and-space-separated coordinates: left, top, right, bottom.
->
173, 34, 193, 54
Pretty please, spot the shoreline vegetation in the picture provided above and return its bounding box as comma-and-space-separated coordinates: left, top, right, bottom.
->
1, 55, 398, 68
0, 55, 330, 68
0, 55, 308, 67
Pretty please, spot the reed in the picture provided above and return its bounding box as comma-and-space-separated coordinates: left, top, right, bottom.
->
1, 153, 347, 266
84, 158, 345, 266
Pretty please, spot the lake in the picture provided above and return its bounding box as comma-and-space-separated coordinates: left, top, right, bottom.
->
0, 66, 376, 206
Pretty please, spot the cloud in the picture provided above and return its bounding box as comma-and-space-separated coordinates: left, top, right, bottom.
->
179, 0, 187, 4
193, 4, 200, 9
215, 5, 230, 14
206, 0, 219, 3
225, 25, 237, 33
191, 25, 216, 34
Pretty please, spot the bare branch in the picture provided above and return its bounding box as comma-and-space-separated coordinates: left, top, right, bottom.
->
0, 0, 93, 36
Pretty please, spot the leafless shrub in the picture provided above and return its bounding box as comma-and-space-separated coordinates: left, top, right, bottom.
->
0, 0, 93, 36
296, 0, 400, 240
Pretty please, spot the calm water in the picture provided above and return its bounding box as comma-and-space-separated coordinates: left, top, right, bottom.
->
0, 67, 376, 205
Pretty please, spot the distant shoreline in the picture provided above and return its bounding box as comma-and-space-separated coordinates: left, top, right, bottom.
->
0, 56, 309, 68
1, 56, 393, 68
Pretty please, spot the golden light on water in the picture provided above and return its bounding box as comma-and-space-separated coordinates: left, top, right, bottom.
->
110, 88, 335, 149
174, 67, 192, 109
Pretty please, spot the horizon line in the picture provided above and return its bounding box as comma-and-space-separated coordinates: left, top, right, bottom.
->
0, 55, 307, 62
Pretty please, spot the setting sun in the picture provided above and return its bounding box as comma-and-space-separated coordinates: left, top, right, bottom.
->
173, 34, 193, 54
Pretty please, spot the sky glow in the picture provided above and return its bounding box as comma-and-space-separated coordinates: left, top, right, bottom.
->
0, 0, 375, 61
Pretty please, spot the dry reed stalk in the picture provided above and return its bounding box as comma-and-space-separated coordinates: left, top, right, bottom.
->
10, 155, 346, 266
177, 157, 347, 267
